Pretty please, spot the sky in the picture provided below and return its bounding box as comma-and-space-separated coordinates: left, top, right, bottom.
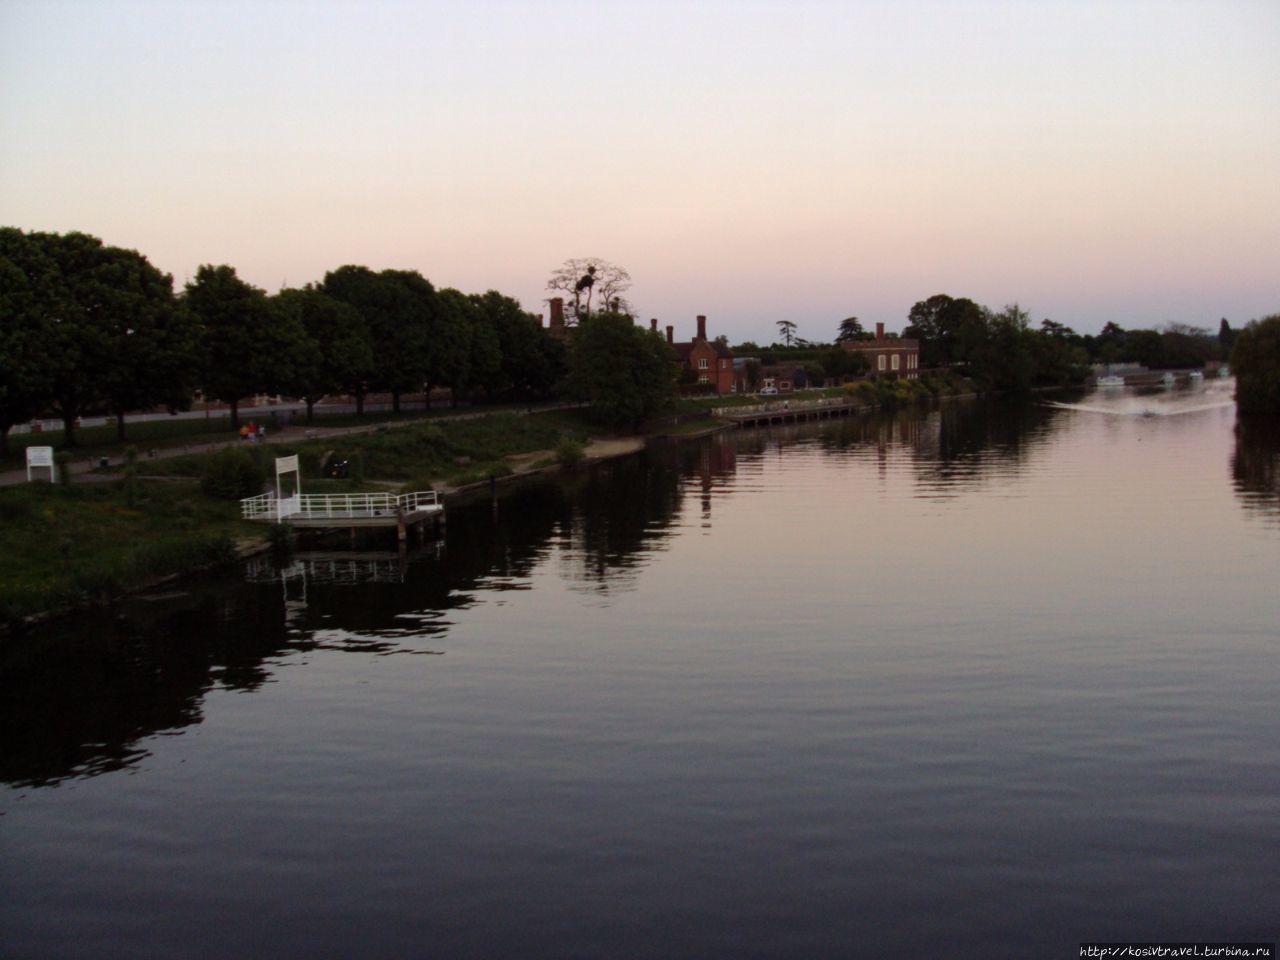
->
1, 0, 1277, 343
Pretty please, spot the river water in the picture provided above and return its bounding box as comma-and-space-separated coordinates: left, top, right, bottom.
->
3, 381, 1278, 959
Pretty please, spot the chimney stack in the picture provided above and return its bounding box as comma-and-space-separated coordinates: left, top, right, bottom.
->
697, 315, 707, 341
875, 321, 885, 340
666, 325, 674, 344
549, 298, 564, 330
650, 318, 658, 332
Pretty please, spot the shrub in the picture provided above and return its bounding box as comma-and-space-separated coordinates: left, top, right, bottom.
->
555, 436, 586, 468
199, 448, 265, 500
844, 381, 877, 406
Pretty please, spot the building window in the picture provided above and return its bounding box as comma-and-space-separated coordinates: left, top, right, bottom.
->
721, 359, 728, 368
878, 354, 886, 371
892, 354, 900, 371
699, 358, 708, 369
698, 375, 709, 384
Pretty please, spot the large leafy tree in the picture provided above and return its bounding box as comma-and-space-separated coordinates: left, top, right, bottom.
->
470, 290, 563, 400
324, 266, 438, 413
187, 265, 307, 429
273, 287, 374, 420
971, 303, 1034, 391
101, 288, 201, 441
433, 287, 481, 406
546, 258, 632, 322
5, 230, 188, 446
1231, 314, 1280, 414
905, 294, 988, 368
836, 316, 865, 343
564, 311, 677, 430
0, 228, 56, 454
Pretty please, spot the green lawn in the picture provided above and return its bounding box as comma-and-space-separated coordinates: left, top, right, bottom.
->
0, 480, 261, 624
138, 411, 596, 489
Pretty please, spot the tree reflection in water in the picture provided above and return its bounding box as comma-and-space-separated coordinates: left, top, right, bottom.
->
1233, 414, 1280, 520
3, 394, 1244, 790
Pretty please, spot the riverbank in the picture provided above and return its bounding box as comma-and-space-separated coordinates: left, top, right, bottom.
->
0, 379, 1027, 632
0, 410, 655, 632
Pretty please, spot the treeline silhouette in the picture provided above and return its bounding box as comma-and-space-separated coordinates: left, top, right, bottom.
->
1, 228, 567, 451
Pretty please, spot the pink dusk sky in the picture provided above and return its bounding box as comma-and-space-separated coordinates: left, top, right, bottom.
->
2, 0, 1276, 342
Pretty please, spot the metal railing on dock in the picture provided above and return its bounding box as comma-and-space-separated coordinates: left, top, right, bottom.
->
241, 490, 441, 523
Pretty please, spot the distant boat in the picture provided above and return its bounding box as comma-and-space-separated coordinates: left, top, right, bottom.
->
1218, 365, 1230, 377
1189, 370, 1204, 381
1161, 372, 1176, 386
1096, 375, 1125, 387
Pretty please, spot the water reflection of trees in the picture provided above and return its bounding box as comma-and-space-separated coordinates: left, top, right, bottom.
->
0, 589, 292, 787
2, 400, 1069, 788
557, 450, 684, 594
912, 397, 1062, 495
1232, 415, 1280, 520
783, 397, 1061, 496
0, 460, 693, 788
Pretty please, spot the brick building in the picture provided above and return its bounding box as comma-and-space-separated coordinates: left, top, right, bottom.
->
663, 315, 734, 394
842, 322, 920, 379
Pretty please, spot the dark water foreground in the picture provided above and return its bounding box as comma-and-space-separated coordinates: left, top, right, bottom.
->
3, 384, 1278, 959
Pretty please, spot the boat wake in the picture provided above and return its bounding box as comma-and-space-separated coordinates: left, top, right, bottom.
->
1045, 397, 1235, 417
1046, 380, 1236, 417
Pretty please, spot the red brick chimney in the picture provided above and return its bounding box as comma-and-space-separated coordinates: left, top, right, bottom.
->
696, 315, 707, 341
549, 297, 564, 331
666, 325, 674, 344
875, 321, 885, 340
650, 318, 658, 332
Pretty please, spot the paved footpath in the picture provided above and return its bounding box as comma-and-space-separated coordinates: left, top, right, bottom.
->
0, 404, 585, 488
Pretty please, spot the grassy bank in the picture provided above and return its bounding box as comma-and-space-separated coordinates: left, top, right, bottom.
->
137, 411, 594, 489
2, 410, 602, 624
0, 480, 255, 625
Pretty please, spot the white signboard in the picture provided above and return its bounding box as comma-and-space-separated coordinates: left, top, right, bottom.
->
275, 455, 302, 522
26, 446, 56, 482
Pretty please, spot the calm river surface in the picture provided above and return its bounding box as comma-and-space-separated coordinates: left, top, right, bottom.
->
3, 381, 1279, 958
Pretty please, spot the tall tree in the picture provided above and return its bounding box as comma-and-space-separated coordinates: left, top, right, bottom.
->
187, 265, 306, 429
1230, 315, 1280, 414
471, 290, 563, 399
546, 258, 632, 322
1218, 318, 1235, 353
836, 316, 865, 343
434, 288, 483, 406
273, 287, 374, 420
971, 304, 1033, 391
10, 231, 188, 446
0, 228, 56, 454
101, 283, 201, 440
776, 319, 797, 346
904, 294, 953, 365
564, 312, 677, 430
324, 266, 438, 413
